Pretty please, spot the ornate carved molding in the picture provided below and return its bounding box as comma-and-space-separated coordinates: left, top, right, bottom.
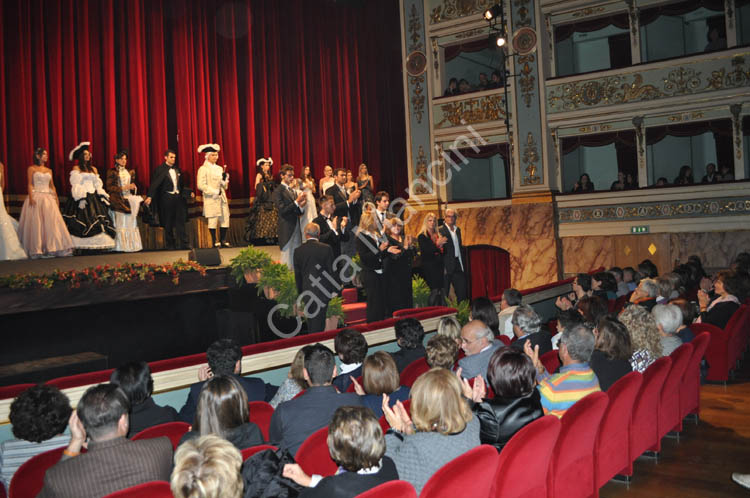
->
559, 197, 750, 223
413, 145, 432, 194
730, 103, 743, 160
429, 0, 495, 24
570, 6, 605, 18
518, 54, 537, 107
521, 132, 541, 185
434, 93, 508, 128
667, 111, 705, 123
408, 4, 424, 52
410, 75, 426, 124
548, 73, 661, 111
512, 0, 531, 28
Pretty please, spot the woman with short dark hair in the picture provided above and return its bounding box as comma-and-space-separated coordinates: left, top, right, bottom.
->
350, 352, 409, 418
590, 316, 633, 391
178, 375, 264, 450
697, 270, 743, 329
110, 361, 177, 437
470, 296, 500, 336
462, 347, 543, 452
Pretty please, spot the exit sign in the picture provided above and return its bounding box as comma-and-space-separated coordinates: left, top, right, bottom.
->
631, 225, 649, 234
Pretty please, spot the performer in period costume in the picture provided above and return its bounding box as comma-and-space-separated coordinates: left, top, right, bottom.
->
196, 143, 230, 247
273, 164, 306, 268
0, 161, 28, 260
105, 150, 142, 252
62, 142, 116, 251
245, 157, 278, 244
145, 149, 191, 250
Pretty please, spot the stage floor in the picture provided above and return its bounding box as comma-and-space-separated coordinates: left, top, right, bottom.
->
0, 245, 282, 277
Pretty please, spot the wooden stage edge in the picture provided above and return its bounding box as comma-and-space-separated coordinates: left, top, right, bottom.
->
0, 245, 282, 278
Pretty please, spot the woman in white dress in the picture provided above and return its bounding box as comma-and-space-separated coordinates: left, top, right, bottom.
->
0, 161, 28, 260
61, 142, 116, 250
319, 164, 335, 194
17, 148, 74, 258
105, 150, 142, 252
298, 165, 317, 238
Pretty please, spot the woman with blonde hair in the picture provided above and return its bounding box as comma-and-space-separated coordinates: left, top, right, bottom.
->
436, 316, 461, 346
357, 211, 399, 322
269, 345, 312, 408
356, 163, 375, 204
171, 434, 243, 498
619, 305, 663, 373
381, 368, 479, 494
319, 164, 335, 194
417, 213, 448, 305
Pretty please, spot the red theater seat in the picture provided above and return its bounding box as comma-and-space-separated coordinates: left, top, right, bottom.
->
102, 481, 172, 497
420, 445, 498, 498
0, 383, 35, 401
493, 415, 561, 498
131, 421, 190, 450
354, 480, 416, 497
241, 444, 278, 461
680, 332, 711, 422
295, 427, 337, 477
548, 391, 608, 498
248, 401, 275, 441
379, 399, 411, 433
595, 371, 642, 489
399, 358, 430, 387
540, 350, 560, 374
657, 343, 693, 442
9, 446, 66, 498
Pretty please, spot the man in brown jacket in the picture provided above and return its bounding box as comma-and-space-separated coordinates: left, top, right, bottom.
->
39, 384, 172, 498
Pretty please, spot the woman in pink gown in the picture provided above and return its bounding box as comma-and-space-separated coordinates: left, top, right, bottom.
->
17, 148, 74, 258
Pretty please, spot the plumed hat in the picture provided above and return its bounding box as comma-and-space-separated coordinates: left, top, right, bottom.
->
68, 141, 91, 162
197, 143, 221, 154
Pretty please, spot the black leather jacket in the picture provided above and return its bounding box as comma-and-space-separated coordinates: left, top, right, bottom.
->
473, 390, 544, 451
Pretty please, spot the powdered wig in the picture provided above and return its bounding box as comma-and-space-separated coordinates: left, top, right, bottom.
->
171, 434, 243, 498
619, 305, 663, 358
410, 368, 472, 435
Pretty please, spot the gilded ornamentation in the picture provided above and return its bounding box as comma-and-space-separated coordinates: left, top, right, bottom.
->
430, 0, 494, 24
518, 54, 536, 107
632, 116, 644, 157
548, 73, 661, 110
410, 75, 426, 124
577, 124, 612, 133
435, 93, 508, 128
513, 0, 531, 28
625, 0, 639, 46
727, 0, 735, 29
705, 56, 750, 90
559, 197, 750, 223
413, 146, 431, 195
731, 103, 743, 160
434, 143, 446, 182
662, 67, 701, 96
668, 111, 705, 123
521, 132, 541, 185
455, 28, 487, 39
432, 39, 440, 78
571, 6, 605, 18
408, 4, 423, 52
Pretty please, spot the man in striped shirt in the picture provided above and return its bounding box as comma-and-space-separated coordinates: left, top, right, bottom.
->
524, 323, 600, 418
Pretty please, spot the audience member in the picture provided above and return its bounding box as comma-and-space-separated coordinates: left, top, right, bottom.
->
458, 320, 503, 380
619, 305, 663, 373
655, 177, 669, 186
179, 375, 264, 450
572, 173, 594, 193
674, 165, 694, 185
179, 338, 274, 423
623, 266, 637, 291
718, 163, 734, 181
592, 271, 617, 300
110, 361, 178, 438
610, 171, 626, 191
702, 163, 718, 183
497, 288, 522, 339
350, 351, 409, 418
556, 273, 592, 310
39, 384, 172, 498
509, 305, 552, 356
382, 368, 479, 494
458, 79, 471, 93
551, 309, 585, 350
477, 72, 489, 90
171, 435, 243, 498
436, 316, 461, 346
525, 323, 601, 418
470, 296, 500, 336
652, 304, 684, 356
390, 318, 427, 373
332, 329, 368, 393
576, 295, 609, 324
638, 259, 659, 279
443, 78, 459, 97
609, 267, 630, 297
669, 298, 697, 343
269, 346, 312, 408
697, 270, 742, 329
426, 334, 460, 370
627, 278, 659, 311
269, 344, 363, 456
591, 316, 633, 391
284, 406, 398, 497
488, 70, 503, 89
463, 347, 543, 452
1, 385, 71, 488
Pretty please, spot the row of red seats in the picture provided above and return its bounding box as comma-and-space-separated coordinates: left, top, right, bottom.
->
692, 304, 750, 382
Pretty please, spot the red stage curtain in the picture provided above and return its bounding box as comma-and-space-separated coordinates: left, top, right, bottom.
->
0, 0, 406, 200
467, 244, 510, 300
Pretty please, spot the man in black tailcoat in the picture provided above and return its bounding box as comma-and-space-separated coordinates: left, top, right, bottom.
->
145, 149, 192, 249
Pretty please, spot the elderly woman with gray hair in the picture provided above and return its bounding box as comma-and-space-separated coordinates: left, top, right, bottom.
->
509, 305, 552, 356
652, 304, 684, 356
619, 305, 663, 372
627, 278, 659, 311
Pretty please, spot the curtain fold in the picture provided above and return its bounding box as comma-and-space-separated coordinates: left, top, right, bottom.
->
554, 13, 630, 42
444, 38, 491, 62
639, 0, 724, 26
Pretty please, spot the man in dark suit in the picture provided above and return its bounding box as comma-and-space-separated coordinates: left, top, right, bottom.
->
39, 384, 172, 498
390, 318, 427, 373
273, 164, 306, 269
294, 223, 335, 334
313, 195, 350, 259
509, 304, 552, 356
269, 344, 363, 456
325, 168, 360, 225
439, 208, 468, 302
144, 149, 192, 249
178, 338, 276, 423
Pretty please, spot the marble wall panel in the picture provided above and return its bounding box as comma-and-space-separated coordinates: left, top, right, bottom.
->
669, 231, 750, 270
561, 237, 615, 275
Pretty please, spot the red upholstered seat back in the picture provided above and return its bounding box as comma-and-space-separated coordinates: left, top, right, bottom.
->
595, 371, 642, 488
295, 427, 337, 477
9, 446, 66, 498
540, 350, 561, 374
248, 401, 275, 441
354, 480, 416, 497
680, 332, 710, 420
498, 335, 511, 346
241, 444, 278, 461
379, 399, 411, 433
494, 415, 561, 498
101, 481, 172, 497
549, 391, 608, 498
399, 358, 430, 387
346, 376, 363, 393
131, 421, 190, 450
393, 306, 444, 318
0, 384, 35, 401
658, 343, 693, 440
420, 445, 498, 498
628, 356, 671, 473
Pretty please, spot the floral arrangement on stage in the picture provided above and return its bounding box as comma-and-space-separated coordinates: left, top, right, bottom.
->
0, 260, 207, 290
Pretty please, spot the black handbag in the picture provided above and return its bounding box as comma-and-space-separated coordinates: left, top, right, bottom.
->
241, 448, 304, 498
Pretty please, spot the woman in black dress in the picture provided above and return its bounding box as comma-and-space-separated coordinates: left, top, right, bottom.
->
417, 212, 448, 305
245, 157, 278, 244
384, 217, 415, 314
357, 212, 399, 323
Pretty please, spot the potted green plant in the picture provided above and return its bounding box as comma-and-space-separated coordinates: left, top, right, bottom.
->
412, 275, 430, 308
325, 295, 345, 330
257, 261, 291, 301
447, 296, 471, 326
229, 246, 274, 284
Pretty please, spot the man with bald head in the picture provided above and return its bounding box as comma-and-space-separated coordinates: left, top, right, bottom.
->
439, 209, 467, 302
457, 319, 502, 380
294, 222, 335, 334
